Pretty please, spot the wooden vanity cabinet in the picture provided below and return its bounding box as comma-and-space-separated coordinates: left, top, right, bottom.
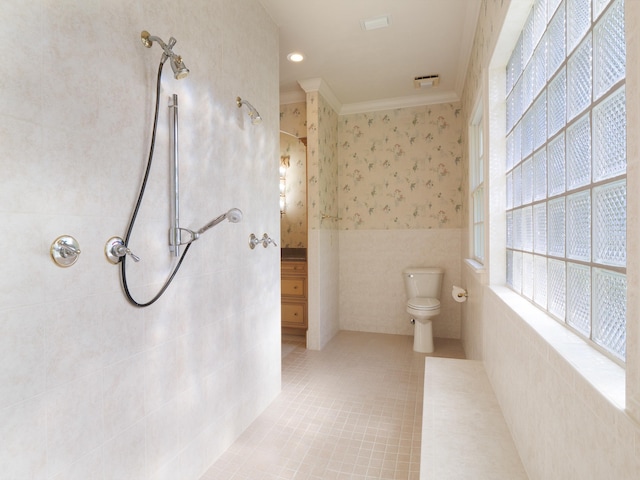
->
281, 260, 307, 333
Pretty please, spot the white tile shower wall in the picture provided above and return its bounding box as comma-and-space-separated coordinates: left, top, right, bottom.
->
460, 261, 485, 360
339, 229, 462, 338
0, 0, 281, 479
459, 0, 640, 477
321, 229, 341, 348
306, 91, 341, 351
483, 288, 640, 479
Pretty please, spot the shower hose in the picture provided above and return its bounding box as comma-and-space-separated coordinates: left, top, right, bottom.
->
120, 55, 192, 307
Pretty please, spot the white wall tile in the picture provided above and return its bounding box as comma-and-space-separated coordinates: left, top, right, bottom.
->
339, 229, 462, 338
0, 0, 280, 478
0, 397, 47, 479
0, 305, 46, 410
46, 375, 105, 478
51, 448, 104, 480
145, 398, 179, 477
103, 422, 148, 480
45, 297, 109, 390
102, 354, 146, 440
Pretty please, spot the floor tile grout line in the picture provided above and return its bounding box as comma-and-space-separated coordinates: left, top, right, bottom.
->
200, 333, 465, 480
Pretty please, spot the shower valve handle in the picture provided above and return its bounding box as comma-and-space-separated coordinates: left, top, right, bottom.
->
115, 244, 141, 262
105, 237, 141, 264
249, 233, 278, 249
263, 234, 278, 247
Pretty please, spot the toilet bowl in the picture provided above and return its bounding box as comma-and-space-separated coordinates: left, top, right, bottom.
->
403, 267, 444, 353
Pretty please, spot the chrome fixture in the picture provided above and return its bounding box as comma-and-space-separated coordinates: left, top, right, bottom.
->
50, 235, 81, 267
114, 32, 240, 307
169, 94, 181, 256
249, 233, 277, 249
105, 237, 140, 265
236, 96, 262, 125
196, 208, 243, 236
141, 30, 189, 80
169, 208, 244, 245
321, 212, 342, 221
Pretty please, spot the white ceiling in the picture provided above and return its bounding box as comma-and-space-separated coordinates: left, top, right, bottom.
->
258, 0, 481, 114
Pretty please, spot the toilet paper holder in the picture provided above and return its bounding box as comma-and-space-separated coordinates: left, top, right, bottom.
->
452, 285, 468, 302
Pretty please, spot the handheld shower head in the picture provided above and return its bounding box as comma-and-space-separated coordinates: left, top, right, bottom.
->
141, 30, 190, 80
225, 208, 244, 224
196, 208, 243, 236
236, 97, 262, 125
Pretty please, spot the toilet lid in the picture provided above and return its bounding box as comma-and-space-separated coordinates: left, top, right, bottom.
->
407, 297, 440, 311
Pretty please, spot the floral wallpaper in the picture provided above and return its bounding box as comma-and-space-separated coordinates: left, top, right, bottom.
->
307, 92, 340, 230
338, 103, 463, 230
279, 102, 307, 247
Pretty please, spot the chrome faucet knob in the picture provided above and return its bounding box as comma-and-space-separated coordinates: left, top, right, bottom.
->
115, 244, 141, 262
50, 235, 81, 267
262, 233, 277, 248
105, 237, 141, 264
249, 233, 261, 249
59, 240, 81, 258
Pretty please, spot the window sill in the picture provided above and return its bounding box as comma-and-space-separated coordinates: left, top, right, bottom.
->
488, 285, 626, 411
464, 258, 487, 283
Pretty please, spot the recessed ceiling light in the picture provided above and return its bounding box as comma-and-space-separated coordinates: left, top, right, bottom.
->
360, 15, 391, 31
287, 52, 304, 62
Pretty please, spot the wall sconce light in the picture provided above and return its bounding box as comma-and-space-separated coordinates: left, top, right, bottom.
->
279, 155, 289, 215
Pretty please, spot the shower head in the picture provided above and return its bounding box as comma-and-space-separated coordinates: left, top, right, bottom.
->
141, 30, 190, 80
196, 208, 243, 236
236, 97, 262, 125
170, 55, 189, 80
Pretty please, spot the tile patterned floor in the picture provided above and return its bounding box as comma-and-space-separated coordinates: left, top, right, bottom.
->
200, 331, 465, 480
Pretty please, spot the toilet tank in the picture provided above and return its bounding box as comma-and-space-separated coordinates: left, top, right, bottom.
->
403, 267, 444, 299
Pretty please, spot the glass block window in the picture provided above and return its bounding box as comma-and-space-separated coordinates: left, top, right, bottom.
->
505, 0, 626, 361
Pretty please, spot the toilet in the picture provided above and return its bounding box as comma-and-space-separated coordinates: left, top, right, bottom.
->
403, 267, 444, 353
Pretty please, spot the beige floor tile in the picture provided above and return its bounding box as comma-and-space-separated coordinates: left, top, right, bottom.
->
200, 331, 464, 480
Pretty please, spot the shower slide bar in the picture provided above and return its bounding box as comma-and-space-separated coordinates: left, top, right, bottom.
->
169, 94, 181, 256
167, 93, 244, 251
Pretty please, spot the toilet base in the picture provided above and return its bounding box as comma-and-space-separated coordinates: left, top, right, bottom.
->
413, 318, 434, 353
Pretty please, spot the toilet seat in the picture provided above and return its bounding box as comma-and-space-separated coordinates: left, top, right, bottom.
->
407, 296, 440, 311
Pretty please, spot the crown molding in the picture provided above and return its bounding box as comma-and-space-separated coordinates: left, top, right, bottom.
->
282, 79, 461, 114
339, 91, 461, 115
297, 78, 343, 114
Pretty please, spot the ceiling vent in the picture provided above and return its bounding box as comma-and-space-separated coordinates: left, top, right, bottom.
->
360, 15, 391, 31
414, 75, 440, 88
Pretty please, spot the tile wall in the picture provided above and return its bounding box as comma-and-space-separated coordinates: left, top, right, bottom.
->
460, 0, 640, 477
0, 0, 281, 478
339, 229, 462, 338
336, 104, 464, 338
306, 91, 341, 350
